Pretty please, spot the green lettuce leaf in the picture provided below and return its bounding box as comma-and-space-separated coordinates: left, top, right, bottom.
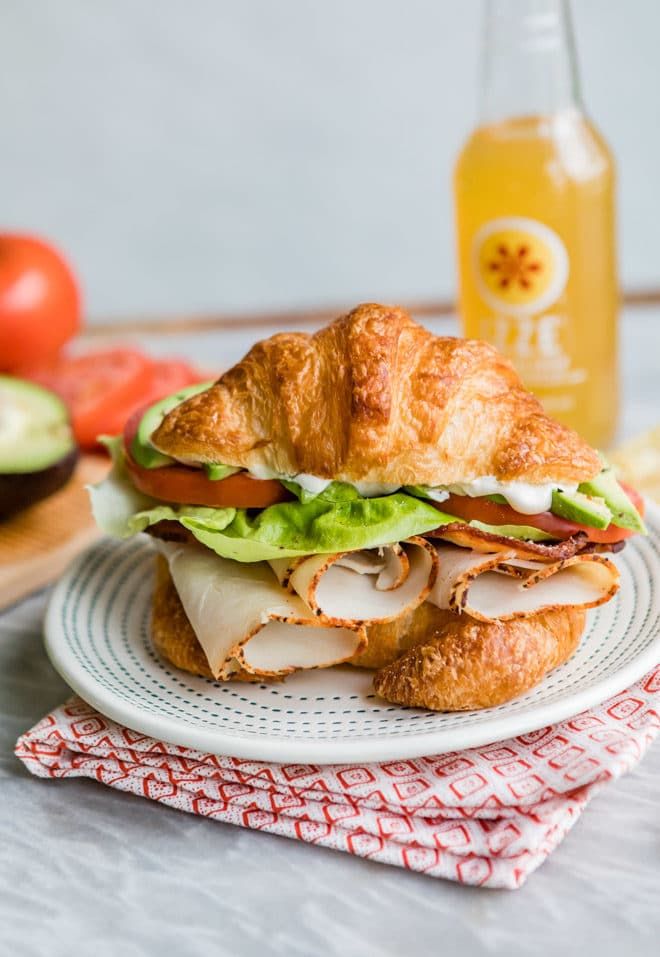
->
282, 480, 365, 504
135, 494, 458, 562
88, 436, 158, 538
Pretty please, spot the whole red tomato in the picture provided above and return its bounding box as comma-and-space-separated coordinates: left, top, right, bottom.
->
0, 234, 81, 371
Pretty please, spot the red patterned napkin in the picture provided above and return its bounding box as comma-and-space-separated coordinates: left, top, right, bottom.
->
16, 666, 660, 890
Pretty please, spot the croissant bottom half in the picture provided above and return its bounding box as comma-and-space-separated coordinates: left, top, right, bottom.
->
364, 603, 585, 711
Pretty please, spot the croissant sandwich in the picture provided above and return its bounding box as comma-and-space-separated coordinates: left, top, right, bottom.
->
90, 303, 646, 710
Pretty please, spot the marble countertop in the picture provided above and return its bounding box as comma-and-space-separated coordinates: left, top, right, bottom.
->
2, 309, 660, 957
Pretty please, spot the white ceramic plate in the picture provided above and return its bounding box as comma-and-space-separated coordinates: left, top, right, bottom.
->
44, 503, 660, 763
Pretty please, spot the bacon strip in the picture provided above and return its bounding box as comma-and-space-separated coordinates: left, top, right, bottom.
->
426, 522, 590, 562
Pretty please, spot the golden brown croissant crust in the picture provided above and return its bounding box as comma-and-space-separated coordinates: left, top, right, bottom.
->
151, 558, 584, 709
367, 603, 585, 711
152, 303, 600, 486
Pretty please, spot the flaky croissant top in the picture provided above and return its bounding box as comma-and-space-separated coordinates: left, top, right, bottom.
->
152, 303, 601, 486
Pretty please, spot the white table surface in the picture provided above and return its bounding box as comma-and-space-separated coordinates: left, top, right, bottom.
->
2, 308, 659, 957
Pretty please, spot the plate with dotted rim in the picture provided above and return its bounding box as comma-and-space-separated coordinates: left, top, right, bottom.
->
44, 502, 660, 763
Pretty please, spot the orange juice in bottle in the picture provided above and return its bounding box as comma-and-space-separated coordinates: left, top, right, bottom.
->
454, 0, 618, 448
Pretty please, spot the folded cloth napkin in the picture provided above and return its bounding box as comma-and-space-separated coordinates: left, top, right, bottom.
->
16, 666, 660, 890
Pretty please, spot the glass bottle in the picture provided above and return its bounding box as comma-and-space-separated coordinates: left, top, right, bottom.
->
454, 0, 618, 448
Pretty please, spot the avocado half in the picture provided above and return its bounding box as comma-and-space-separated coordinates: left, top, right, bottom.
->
0, 375, 78, 519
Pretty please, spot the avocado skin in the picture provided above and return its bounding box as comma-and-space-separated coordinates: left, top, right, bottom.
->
579, 469, 646, 534
551, 489, 612, 529
0, 447, 78, 520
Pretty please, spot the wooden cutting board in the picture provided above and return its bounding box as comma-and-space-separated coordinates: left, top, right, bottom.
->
0, 453, 110, 611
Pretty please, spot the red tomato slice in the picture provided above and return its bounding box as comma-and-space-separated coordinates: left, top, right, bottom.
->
122, 409, 290, 508
439, 493, 634, 545
125, 453, 290, 508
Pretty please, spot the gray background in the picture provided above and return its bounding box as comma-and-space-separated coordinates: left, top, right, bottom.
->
1, 0, 659, 320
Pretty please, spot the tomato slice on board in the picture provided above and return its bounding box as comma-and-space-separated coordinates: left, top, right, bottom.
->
147, 359, 204, 393
98, 359, 205, 438
23, 351, 207, 450
24, 348, 153, 450
122, 409, 290, 509
437, 493, 635, 545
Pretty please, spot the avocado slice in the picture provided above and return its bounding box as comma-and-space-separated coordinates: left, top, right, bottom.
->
0, 375, 74, 473
578, 468, 646, 534
550, 488, 612, 530
204, 463, 240, 481
132, 381, 214, 469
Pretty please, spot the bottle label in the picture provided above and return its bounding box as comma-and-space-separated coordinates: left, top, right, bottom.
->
471, 216, 586, 412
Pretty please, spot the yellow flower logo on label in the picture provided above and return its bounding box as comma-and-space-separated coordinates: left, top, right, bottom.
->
472, 217, 569, 317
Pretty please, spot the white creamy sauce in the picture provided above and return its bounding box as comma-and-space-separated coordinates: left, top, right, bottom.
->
420, 487, 451, 504
248, 463, 334, 494
245, 463, 574, 511
442, 476, 578, 514
294, 473, 334, 496
350, 480, 401, 497
295, 473, 400, 498
246, 464, 398, 498
247, 463, 287, 482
